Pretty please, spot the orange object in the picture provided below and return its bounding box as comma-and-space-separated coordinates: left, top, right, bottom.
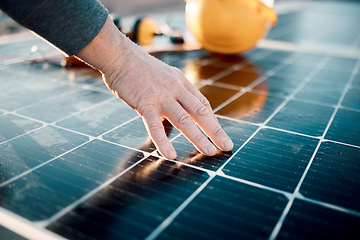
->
134, 17, 159, 46
185, 0, 277, 54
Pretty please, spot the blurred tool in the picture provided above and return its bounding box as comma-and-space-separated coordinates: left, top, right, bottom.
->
110, 15, 185, 45
185, 0, 277, 54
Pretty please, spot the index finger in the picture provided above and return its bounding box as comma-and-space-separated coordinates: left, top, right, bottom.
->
140, 107, 177, 160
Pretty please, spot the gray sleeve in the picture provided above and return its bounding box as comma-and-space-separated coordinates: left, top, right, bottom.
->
0, 0, 108, 56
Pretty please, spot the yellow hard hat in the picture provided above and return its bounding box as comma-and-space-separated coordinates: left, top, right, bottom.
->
185, 0, 277, 54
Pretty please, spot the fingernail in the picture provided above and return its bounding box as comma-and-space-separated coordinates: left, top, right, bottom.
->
206, 143, 217, 156
166, 149, 177, 159
223, 137, 234, 151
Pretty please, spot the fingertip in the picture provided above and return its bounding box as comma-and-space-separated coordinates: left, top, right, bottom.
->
222, 137, 234, 151
166, 148, 177, 160
159, 147, 177, 160
205, 143, 218, 156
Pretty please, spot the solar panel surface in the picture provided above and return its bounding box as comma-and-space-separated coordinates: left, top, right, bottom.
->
0, 1, 360, 239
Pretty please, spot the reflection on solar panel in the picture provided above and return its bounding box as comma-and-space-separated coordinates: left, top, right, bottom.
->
0, 1, 360, 239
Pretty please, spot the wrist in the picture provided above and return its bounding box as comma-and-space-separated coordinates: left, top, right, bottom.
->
74, 16, 128, 74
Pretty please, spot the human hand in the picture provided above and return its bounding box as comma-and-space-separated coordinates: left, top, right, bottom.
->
103, 42, 233, 159
76, 17, 233, 159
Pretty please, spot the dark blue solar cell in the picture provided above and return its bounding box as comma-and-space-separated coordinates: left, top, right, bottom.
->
262, 51, 295, 62
102, 117, 153, 151
326, 108, 360, 146
0, 225, 27, 240
268, 100, 335, 136
341, 88, 360, 110
0, 74, 74, 111
222, 128, 319, 192
56, 98, 138, 136
291, 53, 325, 67
275, 64, 314, 80
310, 68, 351, 87
300, 141, 360, 211
153, 50, 208, 68
324, 57, 357, 72
0, 111, 43, 144
158, 176, 288, 240
253, 75, 301, 98
294, 81, 345, 105
17, 89, 112, 123
277, 199, 360, 240
352, 73, 360, 88
0, 126, 88, 183
252, 59, 281, 71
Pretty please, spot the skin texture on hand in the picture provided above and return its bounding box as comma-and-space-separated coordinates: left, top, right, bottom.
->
75, 16, 234, 159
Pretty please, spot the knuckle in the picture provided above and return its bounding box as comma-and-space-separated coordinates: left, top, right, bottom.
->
201, 97, 211, 108
214, 127, 225, 137
178, 113, 193, 125
194, 133, 206, 143
137, 105, 153, 117
136, 98, 158, 117
172, 66, 183, 75
195, 103, 210, 116
147, 122, 164, 132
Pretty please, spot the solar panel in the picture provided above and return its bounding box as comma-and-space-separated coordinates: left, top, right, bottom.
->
1, 1, 360, 239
